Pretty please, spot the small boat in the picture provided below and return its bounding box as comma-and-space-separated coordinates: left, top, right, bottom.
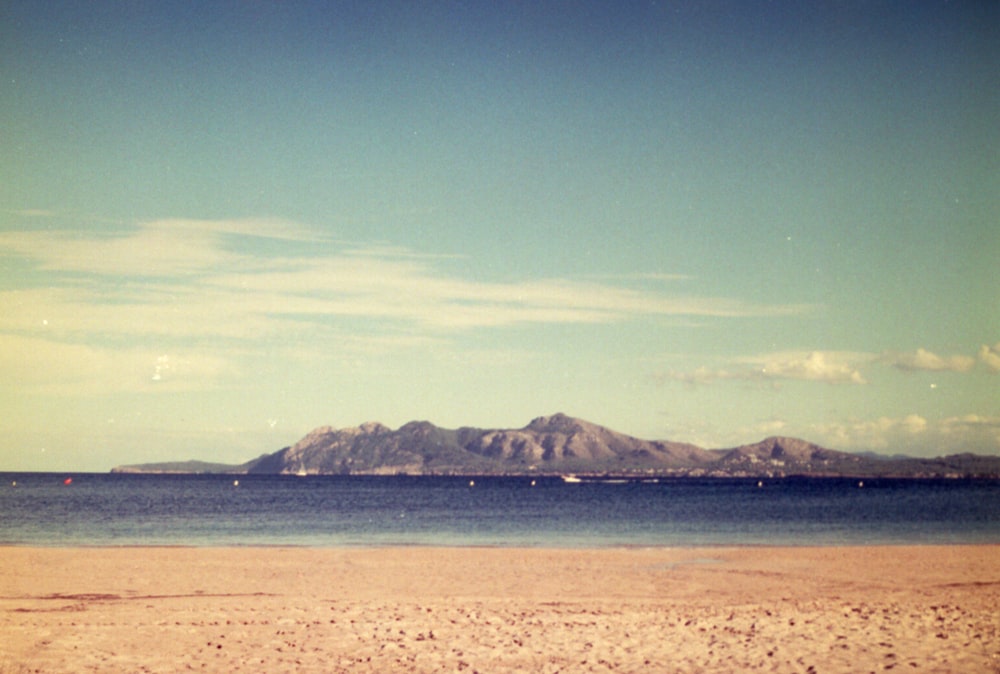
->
561, 475, 582, 484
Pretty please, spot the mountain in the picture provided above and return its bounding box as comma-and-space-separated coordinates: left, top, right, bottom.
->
110, 459, 251, 474
708, 436, 870, 475
457, 413, 715, 468
111, 413, 1000, 478
235, 413, 718, 476
245, 420, 496, 475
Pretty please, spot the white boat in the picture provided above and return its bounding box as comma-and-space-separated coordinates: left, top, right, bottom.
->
561, 475, 582, 484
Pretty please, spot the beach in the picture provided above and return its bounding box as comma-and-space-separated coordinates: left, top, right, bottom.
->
1, 546, 997, 673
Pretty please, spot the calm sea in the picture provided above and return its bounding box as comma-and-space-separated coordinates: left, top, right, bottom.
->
1, 473, 998, 547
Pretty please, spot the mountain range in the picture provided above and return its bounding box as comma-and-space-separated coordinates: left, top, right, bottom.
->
111, 413, 1000, 478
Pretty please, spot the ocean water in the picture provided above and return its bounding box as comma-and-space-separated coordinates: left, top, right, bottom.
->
1, 473, 998, 547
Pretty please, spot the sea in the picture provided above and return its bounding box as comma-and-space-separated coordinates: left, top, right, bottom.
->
2, 473, 999, 548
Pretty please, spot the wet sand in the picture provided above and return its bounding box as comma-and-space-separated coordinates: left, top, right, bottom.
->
1, 546, 998, 673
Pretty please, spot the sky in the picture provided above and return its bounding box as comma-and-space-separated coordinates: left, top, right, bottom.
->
1, 1, 997, 471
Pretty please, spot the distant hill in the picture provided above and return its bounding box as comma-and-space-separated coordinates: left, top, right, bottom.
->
111, 459, 250, 474
111, 413, 1000, 478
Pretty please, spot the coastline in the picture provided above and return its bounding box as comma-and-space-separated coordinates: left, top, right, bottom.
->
3, 545, 998, 672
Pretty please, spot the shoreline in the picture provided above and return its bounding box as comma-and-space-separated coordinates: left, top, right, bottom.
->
3, 539, 1000, 549
3, 545, 998, 672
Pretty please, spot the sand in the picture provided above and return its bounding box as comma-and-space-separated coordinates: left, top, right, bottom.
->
1, 545, 998, 673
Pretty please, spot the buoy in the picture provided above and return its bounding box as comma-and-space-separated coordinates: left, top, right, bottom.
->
530, 480, 536, 487
858, 481, 864, 488
233, 480, 239, 487
757, 481, 763, 488
469, 480, 475, 487
63, 477, 73, 486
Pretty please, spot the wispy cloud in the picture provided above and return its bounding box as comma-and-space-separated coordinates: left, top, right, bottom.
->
654, 412, 1000, 456
813, 414, 929, 449
881, 348, 976, 372
587, 272, 694, 283
660, 351, 870, 386
663, 343, 999, 388
657, 366, 738, 386
0, 218, 807, 334
979, 343, 1000, 373
0, 334, 236, 395
751, 419, 789, 435
0, 218, 324, 277
0, 218, 809, 394
10, 209, 59, 218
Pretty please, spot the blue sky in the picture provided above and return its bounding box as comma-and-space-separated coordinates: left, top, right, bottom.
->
1, 1, 997, 470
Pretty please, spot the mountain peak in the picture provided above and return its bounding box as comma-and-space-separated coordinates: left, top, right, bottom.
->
718, 435, 849, 464
357, 421, 391, 435
525, 413, 592, 433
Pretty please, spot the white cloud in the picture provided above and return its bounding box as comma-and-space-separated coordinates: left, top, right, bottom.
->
661, 351, 869, 386
589, 272, 694, 283
657, 366, 739, 386
0, 218, 325, 277
882, 348, 976, 372
752, 351, 867, 384
0, 334, 236, 395
811, 416, 924, 450
0, 217, 814, 396
665, 343, 1000, 389
0, 218, 808, 339
979, 343, 1000, 373
750, 419, 788, 436
810, 414, 1000, 455
11, 209, 58, 218
0, 222, 232, 276
936, 414, 996, 442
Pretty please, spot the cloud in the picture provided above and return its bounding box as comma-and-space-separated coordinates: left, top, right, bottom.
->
664, 343, 1000, 388
0, 217, 812, 395
589, 272, 694, 283
654, 412, 1000, 457
661, 351, 869, 386
658, 366, 739, 386
811, 415, 928, 449
979, 343, 1000, 372
0, 218, 808, 337
882, 348, 976, 372
0, 218, 324, 277
752, 351, 868, 384
11, 209, 58, 218
0, 334, 236, 395
810, 414, 1000, 454
750, 419, 788, 436
931, 413, 996, 449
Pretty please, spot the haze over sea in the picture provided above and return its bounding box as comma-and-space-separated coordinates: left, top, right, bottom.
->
3, 474, 998, 548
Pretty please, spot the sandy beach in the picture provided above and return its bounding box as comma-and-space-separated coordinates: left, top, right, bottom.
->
1, 545, 997, 673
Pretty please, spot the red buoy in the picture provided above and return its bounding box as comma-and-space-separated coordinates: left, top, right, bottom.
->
63, 477, 73, 485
